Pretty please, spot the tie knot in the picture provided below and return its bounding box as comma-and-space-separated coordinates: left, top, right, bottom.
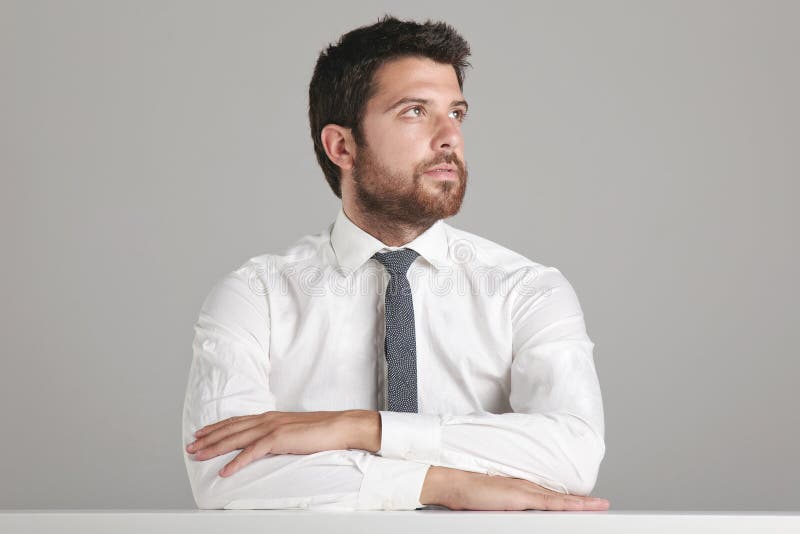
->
372, 248, 420, 275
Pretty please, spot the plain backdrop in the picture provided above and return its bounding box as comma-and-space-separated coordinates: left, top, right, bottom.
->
1, 0, 797, 511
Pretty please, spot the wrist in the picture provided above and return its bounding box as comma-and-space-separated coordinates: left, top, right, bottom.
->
341, 409, 381, 453
419, 466, 452, 506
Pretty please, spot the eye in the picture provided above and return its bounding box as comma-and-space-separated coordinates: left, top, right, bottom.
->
450, 109, 468, 122
402, 106, 425, 118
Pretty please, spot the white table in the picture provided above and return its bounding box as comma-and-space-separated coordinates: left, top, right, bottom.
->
1, 510, 798, 534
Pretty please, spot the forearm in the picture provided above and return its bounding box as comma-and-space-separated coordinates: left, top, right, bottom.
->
418, 465, 546, 508
418, 464, 611, 511
342, 405, 603, 496
376, 409, 603, 495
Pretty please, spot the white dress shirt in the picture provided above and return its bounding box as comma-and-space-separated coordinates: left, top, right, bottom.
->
181, 206, 605, 510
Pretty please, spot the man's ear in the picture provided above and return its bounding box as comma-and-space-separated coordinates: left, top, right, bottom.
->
321, 124, 356, 171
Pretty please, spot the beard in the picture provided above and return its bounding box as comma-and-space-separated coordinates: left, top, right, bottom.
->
350, 143, 468, 227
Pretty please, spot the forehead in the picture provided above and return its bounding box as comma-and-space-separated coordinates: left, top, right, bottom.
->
367, 56, 463, 110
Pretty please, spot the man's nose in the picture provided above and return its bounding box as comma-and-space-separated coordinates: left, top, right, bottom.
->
432, 115, 462, 151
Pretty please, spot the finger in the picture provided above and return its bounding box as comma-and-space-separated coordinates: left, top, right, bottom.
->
525, 492, 548, 511
525, 493, 577, 511
189, 418, 264, 453
219, 441, 271, 477
219, 449, 250, 477
558, 495, 598, 511
557, 493, 610, 511
521, 483, 609, 512
193, 417, 238, 437
547, 493, 590, 511
194, 414, 256, 437
538, 493, 609, 512
193, 426, 267, 461
582, 497, 611, 511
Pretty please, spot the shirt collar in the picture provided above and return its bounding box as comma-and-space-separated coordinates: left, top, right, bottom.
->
329, 205, 450, 275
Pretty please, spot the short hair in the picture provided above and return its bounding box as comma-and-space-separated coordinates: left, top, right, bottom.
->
308, 14, 472, 198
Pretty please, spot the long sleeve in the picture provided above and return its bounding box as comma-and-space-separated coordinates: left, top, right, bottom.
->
376, 267, 606, 496
181, 262, 432, 510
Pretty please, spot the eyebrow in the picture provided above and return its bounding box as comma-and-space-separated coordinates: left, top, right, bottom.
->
384, 97, 469, 113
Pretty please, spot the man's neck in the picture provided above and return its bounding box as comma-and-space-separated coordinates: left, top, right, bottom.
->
342, 204, 436, 247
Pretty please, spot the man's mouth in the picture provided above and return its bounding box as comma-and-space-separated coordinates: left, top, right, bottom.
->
424, 169, 457, 180
424, 165, 459, 180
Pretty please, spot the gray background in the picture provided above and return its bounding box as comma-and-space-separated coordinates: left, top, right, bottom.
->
1, 0, 797, 511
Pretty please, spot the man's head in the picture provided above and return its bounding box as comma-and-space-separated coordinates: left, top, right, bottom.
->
309, 15, 471, 225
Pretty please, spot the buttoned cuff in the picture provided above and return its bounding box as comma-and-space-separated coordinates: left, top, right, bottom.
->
377, 411, 442, 464
357, 455, 431, 510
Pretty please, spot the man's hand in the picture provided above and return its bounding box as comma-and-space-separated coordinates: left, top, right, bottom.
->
421, 466, 611, 511
185, 410, 377, 477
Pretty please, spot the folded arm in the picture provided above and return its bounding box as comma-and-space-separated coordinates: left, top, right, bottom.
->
375, 267, 606, 496
181, 262, 431, 510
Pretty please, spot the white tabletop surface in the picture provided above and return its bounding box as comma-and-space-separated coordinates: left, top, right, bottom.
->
1, 509, 799, 534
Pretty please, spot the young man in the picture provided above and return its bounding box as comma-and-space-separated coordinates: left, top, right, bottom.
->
182, 15, 609, 512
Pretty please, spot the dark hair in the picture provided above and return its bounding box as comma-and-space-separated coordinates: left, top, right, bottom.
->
308, 15, 472, 198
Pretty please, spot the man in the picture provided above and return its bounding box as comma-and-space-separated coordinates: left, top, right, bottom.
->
182, 15, 609, 512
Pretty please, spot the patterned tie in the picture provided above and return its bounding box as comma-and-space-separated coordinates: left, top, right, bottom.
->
372, 248, 420, 413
